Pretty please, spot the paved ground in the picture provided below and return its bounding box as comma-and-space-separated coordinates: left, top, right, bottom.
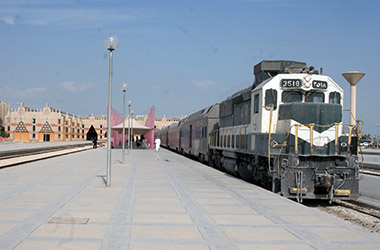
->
0, 148, 380, 250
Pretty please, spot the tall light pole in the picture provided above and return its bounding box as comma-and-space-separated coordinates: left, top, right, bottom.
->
131, 110, 134, 149
342, 71, 365, 127
122, 83, 127, 164
128, 101, 131, 150
377, 124, 379, 150
104, 34, 119, 187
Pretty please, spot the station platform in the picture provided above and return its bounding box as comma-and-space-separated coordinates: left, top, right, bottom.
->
0, 141, 92, 152
0, 148, 380, 250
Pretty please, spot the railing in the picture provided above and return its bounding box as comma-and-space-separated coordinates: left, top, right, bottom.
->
293, 123, 343, 156
210, 126, 248, 150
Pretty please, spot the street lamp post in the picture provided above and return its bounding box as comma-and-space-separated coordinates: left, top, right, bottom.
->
377, 124, 379, 150
128, 101, 131, 150
122, 83, 127, 164
104, 34, 119, 187
131, 110, 134, 149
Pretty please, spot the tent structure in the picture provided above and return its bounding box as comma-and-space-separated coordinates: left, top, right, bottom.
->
112, 118, 151, 135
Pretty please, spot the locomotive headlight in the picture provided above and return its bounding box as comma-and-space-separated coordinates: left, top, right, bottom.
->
340, 142, 348, 148
304, 75, 311, 88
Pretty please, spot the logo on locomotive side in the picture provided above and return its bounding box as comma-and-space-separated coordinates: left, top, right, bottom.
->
312, 80, 328, 89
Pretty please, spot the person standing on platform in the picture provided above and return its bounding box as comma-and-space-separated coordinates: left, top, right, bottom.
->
155, 137, 161, 151
92, 136, 97, 149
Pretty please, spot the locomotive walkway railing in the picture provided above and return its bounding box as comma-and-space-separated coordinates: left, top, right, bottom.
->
210, 126, 248, 150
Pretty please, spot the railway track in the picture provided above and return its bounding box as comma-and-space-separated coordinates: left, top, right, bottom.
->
306, 199, 380, 234
336, 200, 380, 220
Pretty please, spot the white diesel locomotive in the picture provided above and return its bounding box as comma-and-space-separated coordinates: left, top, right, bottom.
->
157, 60, 360, 202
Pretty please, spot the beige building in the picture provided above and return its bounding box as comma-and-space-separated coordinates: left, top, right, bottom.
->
4, 103, 180, 142
135, 114, 183, 130
5, 103, 107, 142
0, 101, 10, 127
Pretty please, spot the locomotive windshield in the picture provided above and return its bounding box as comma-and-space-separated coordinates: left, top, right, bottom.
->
329, 92, 341, 104
305, 92, 325, 103
282, 91, 302, 103
282, 90, 326, 103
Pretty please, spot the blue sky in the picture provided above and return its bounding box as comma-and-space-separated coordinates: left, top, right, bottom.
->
0, 0, 379, 136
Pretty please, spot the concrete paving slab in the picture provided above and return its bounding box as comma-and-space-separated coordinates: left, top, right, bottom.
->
132, 213, 194, 224
210, 214, 276, 226
50, 211, 112, 223
0, 201, 48, 210
308, 227, 370, 241
60, 202, 115, 211
0, 211, 34, 221
134, 204, 187, 213
30, 223, 107, 239
283, 215, 336, 226
334, 244, 380, 250
234, 243, 315, 250
135, 197, 182, 204
221, 226, 303, 241
130, 225, 204, 240
15, 240, 101, 250
201, 205, 258, 214
195, 198, 246, 205
191, 192, 235, 199
128, 243, 210, 250
0, 224, 16, 235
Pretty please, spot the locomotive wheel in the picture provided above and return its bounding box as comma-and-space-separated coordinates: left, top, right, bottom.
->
214, 153, 223, 170
238, 161, 252, 182
209, 153, 216, 167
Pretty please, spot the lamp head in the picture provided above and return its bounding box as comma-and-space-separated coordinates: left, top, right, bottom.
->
122, 83, 128, 92
104, 34, 119, 51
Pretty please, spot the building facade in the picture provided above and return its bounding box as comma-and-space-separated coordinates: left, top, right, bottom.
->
0, 101, 10, 127
4, 103, 181, 142
5, 103, 107, 142
135, 114, 183, 130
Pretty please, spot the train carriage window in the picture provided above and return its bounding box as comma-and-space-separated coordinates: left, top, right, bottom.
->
282, 91, 302, 103
254, 94, 260, 113
329, 92, 341, 104
305, 92, 325, 103
265, 89, 277, 110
